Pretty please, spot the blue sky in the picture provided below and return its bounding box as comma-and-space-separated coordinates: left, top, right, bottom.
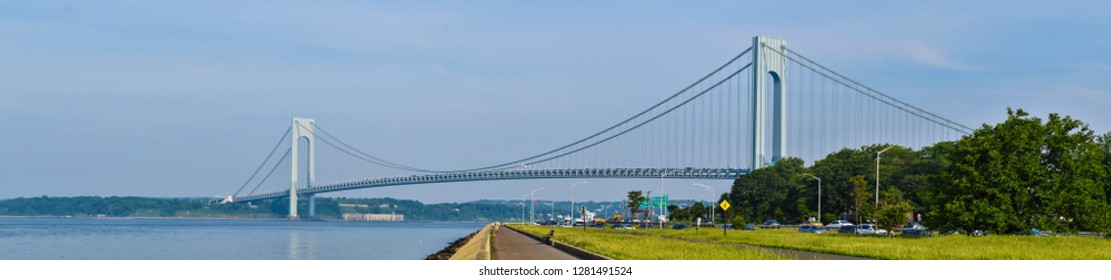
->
2, 1, 1110, 203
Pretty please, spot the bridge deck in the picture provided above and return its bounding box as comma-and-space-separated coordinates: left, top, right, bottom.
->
232, 167, 744, 203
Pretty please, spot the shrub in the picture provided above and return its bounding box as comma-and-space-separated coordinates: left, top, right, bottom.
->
732, 216, 746, 229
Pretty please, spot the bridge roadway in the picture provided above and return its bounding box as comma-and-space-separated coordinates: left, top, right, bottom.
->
232, 167, 745, 203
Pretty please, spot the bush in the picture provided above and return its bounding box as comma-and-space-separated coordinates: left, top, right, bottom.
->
731, 216, 746, 229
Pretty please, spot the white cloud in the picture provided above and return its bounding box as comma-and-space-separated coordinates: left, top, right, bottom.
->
898, 40, 985, 71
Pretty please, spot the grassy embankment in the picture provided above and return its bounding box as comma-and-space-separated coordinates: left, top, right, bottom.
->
513, 225, 786, 260
517, 225, 1111, 260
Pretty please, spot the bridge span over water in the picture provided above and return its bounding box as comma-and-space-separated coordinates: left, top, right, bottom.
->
226, 36, 972, 219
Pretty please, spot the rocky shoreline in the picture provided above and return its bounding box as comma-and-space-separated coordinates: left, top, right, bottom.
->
424, 229, 480, 260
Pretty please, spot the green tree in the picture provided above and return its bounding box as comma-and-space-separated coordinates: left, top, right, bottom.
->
874, 188, 913, 234
627, 191, 646, 223
894, 142, 952, 209
1098, 131, 1111, 205
807, 147, 884, 222
731, 215, 746, 229
850, 175, 870, 224
928, 108, 1111, 234
667, 204, 688, 222
730, 157, 806, 223
688, 202, 707, 222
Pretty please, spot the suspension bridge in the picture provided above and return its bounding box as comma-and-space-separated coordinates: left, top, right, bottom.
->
224, 36, 973, 219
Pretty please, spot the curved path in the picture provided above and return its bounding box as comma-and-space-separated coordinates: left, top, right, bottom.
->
491, 225, 582, 260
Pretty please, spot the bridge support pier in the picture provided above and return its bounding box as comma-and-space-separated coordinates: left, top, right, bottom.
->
289, 117, 316, 220
307, 194, 315, 218
752, 36, 788, 170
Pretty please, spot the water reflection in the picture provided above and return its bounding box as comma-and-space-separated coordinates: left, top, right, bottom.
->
0, 219, 483, 259
287, 230, 301, 259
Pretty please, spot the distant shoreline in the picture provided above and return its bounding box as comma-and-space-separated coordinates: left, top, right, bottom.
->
0, 215, 285, 221
0, 215, 491, 224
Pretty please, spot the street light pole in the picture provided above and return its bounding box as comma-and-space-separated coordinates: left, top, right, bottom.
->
876, 145, 899, 205
659, 172, 671, 229
693, 183, 715, 225
521, 194, 527, 224
530, 187, 544, 224
802, 173, 821, 223
570, 181, 588, 225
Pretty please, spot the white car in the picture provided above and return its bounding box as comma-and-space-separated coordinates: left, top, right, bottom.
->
612, 224, 635, 230
827, 220, 854, 228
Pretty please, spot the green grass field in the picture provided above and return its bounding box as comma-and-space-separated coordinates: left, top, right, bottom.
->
515, 224, 1111, 260
513, 225, 786, 260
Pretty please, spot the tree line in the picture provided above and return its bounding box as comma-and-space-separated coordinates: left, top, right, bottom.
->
722, 108, 1111, 234
0, 196, 528, 222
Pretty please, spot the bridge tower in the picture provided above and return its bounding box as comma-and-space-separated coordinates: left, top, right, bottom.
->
290, 117, 316, 219
752, 36, 788, 170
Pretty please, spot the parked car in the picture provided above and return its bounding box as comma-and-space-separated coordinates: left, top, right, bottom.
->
839, 224, 877, 235
805, 217, 823, 226
672, 223, 690, 230
905, 221, 925, 229
590, 223, 606, 228
761, 219, 782, 228
798, 225, 828, 234
743, 224, 757, 231
827, 220, 853, 228
1030, 228, 1049, 237
901, 228, 932, 237
856, 224, 878, 235
838, 225, 857, 234
722, 224, 735, 230
611, 224, 635, 230
1013, 228, 1049, 237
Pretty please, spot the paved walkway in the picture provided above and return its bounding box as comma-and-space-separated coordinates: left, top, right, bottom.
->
491, 226, 582, 260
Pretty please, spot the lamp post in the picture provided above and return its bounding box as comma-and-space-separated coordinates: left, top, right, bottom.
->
659, 172, 671, 229
645, 190, 652, 227
521, 194, 527, 224
546, 202, 554, 222
692, 183, 715, 225
876, 145, 900, 205
570, 181, 588, 225
802, 173, 821, 223
530, 187, 544, 224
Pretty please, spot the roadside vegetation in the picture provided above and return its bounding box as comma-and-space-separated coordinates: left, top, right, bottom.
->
519, 224, 1111, 260
514, 225, 786, 260
708, 108, 1111, 235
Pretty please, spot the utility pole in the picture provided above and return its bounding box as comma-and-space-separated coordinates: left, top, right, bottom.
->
570, 181, 587, 225
529, 187, 544, 224
802, 173, 821, 223
693, 183, 715, 225
876, 145, 899, 205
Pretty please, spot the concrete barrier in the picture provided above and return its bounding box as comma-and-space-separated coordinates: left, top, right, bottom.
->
449, 223, 495, 260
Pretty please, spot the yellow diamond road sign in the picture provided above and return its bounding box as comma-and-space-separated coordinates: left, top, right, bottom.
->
719, 200, 731, 211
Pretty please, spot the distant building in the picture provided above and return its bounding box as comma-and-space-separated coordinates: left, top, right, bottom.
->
343, 213, 404, 222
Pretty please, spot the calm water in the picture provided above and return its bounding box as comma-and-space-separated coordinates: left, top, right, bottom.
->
0, 218, 484, 260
